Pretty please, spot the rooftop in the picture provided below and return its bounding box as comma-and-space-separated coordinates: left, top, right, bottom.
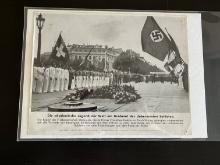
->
67, 44, 123, 55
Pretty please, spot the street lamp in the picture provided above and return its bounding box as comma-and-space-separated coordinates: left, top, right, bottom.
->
36, 13, 45, 65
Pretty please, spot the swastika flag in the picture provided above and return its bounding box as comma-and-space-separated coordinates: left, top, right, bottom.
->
141, 16, 171, 61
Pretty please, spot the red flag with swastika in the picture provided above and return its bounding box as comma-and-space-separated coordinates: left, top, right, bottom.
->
141, 16, 171, 61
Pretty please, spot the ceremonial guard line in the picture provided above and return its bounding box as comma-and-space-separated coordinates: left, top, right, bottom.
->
32, 64, 116, 94
32, 63, 184, 94
68, 70, 112, 90
33, 64, 69, 93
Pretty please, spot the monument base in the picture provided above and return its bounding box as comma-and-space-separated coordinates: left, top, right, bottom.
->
48, 101, 97, 112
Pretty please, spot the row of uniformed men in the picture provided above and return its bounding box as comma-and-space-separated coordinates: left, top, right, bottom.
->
32, 66, 115, 93
69, 71, 113, 89
32, 66, 69, 93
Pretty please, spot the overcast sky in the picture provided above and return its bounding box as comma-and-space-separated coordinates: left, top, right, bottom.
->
33, 12, 188, 70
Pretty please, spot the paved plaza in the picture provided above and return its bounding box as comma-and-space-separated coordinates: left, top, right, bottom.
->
32, 82, 190, 113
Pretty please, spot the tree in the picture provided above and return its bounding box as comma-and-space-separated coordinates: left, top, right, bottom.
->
113, 50, 162, 74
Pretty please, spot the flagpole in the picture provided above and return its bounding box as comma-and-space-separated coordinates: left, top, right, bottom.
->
79, 46, 94, 69
104, 52, 107, 72
37, 28, 42, 65
129, 67, 131, 85
36, 14, 45, 65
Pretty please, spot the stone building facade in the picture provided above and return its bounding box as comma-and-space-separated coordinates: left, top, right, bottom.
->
66, 44, 122, 71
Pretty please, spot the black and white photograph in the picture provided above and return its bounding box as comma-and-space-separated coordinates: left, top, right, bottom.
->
18, 9, 207, 139
31, 12, 189, 113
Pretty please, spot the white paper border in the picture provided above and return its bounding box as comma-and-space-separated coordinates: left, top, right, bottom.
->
18, 9, 207, 140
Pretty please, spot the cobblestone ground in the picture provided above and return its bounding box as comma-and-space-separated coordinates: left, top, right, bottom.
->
116, 82, 190, 113
32, 82, 189, 113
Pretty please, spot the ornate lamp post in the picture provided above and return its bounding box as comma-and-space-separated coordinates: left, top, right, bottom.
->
36, 13, 45, 65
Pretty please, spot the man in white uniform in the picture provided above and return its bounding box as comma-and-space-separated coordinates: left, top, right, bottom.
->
93, 72, 96, 88
87, 71, 90, 88
84, 71, 88, 88
101, 72, 104, 86
59, 68, 63, 91
107, 72, 110, 86
99, 72, 102, 87
75, 71, 78, 89
89, 71, 92, 89
36, 66, 44, 93
48, 65, 55, 92
32, 66, 38, 93
81, 71, 85, 88
54, 67, 60, 92
110, 72, 113, 86
95, 72, 98, 87
68, 67, 73, 90
59, 68, 64, 91
43, 65, 50, 93
104, 72, 107, 86
64, 69, 69, 90
98, 72, 101, 87
71, 70, 75, 89
178, 75, 183, 88
78, 71, 82, 89
91, 71, 94, 88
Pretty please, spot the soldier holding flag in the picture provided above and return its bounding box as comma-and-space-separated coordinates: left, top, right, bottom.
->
141, 16, 188, 91
49, 33, 69, 67
49, 32, 70, 92
164, 28, 185, 77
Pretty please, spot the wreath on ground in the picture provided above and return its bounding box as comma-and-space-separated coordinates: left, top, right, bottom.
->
64, 85, 141, 104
